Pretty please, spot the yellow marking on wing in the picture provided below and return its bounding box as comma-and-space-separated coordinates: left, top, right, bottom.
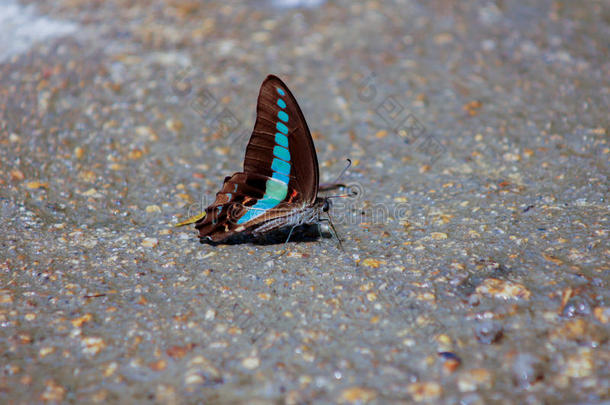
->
174, 211, 206, 227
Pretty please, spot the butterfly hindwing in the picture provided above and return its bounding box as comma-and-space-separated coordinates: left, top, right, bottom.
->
195, 172, 305, 241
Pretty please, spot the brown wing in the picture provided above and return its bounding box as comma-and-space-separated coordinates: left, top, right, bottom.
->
242, 75, 319, 204
196, 75, 320, 242
195, 172, 305, 241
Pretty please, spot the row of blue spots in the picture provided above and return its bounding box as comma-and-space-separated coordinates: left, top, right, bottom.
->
271, 85, 291, 186
237, 86, 291, 224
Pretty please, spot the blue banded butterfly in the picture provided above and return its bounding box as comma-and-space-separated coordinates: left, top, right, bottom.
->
179, 75, 340, 244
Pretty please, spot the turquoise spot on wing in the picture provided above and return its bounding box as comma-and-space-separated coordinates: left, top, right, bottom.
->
265, 179, 288, 201
271, 158, 290, 175
226, 193, 232, 200
252, 198, 280, 211
277, 98, 286, 109
278, 111, 289, 122
275, 132, 288, 148
237, 209, 261, 224
236, 179, 287, 224
276, 122, 288, 134
276, 87, 285, 96
272, 172, 290, 184
273, 145, 290, 162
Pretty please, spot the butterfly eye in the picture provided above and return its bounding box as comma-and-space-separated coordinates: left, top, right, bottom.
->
322, 199, 331, 212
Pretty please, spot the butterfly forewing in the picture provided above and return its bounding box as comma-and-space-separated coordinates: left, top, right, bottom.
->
243, 75, 319, 204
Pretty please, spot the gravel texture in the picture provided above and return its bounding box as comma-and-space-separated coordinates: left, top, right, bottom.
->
1, 0, 608, 403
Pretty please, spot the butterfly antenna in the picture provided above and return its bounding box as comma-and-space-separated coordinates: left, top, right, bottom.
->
335, 158, 352, 183
319, 158, 352, 192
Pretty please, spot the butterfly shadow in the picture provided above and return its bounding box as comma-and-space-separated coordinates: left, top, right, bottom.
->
199, 224, 330, 246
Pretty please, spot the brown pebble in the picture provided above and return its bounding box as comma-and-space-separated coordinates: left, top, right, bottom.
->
74, 146, 85, 159
475, 278, 531, 300
81, 336, 106, 355
145, 205, 161, 213
463, 100, 482, 116
563, 347, 594, 377
457, 368, 492, 392
103, 362, 118, 377
407, 381, 442, 401
339, 387, 378, 403
593, 306, 609, 323
71, 313, 92, 328
167, 343, 196, 359
149, 359, 167, 371
438, 352, 462, 373
430, 232, 448, 240
549, 318, 607, 346
10, 169, 25, 181
128, 148, 144, 160
166, 119, 184, 132
40, 380, 66, 402
25, 181, 48, 190
375, 129, 388, 138
361, 258, 385, 268
141, 237, 158, 248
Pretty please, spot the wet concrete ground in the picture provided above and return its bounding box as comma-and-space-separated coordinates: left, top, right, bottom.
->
1, 0, 608, 403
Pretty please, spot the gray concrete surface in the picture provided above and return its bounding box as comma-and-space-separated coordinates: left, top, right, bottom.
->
1, 0, 608, 403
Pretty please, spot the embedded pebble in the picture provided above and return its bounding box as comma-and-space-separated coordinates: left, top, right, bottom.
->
184, 355, 222, 384
165, 118, 184, 132
141, 237, 159, 248
438, 352, 462, 373
407, 381, 442, 401
25, 181, 48, 189
511, 353, 545, 388
145, 204, 162, 213
430, 232, 448, 240
475, 278, 531, 300
593, 307, 609, 323
10, 169, 25, 181
339, 387, 378, 403
549, 319, 606, 347
474, 320, 503, 344
71, 313, 92, 327
361, 258, 385, 268
457, 368, 493, 392
81, 337, 106, 355
563, 348, 594, 378
40, 380, 65, 402
242, 356, 260, 370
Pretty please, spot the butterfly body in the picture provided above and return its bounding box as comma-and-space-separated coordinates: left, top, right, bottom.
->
193, 75, 330, 243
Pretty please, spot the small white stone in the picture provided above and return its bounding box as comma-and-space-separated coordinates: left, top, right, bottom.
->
242, 356, 260, 370
141, 237, 158, 248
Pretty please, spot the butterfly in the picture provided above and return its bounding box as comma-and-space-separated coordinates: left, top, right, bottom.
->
177, 75, 342, 244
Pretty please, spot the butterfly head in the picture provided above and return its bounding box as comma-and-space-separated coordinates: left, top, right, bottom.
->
322, 198, 332, 213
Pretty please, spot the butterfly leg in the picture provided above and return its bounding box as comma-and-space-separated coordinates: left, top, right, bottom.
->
319, 215, 344, 251
284, 224, 299, 246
